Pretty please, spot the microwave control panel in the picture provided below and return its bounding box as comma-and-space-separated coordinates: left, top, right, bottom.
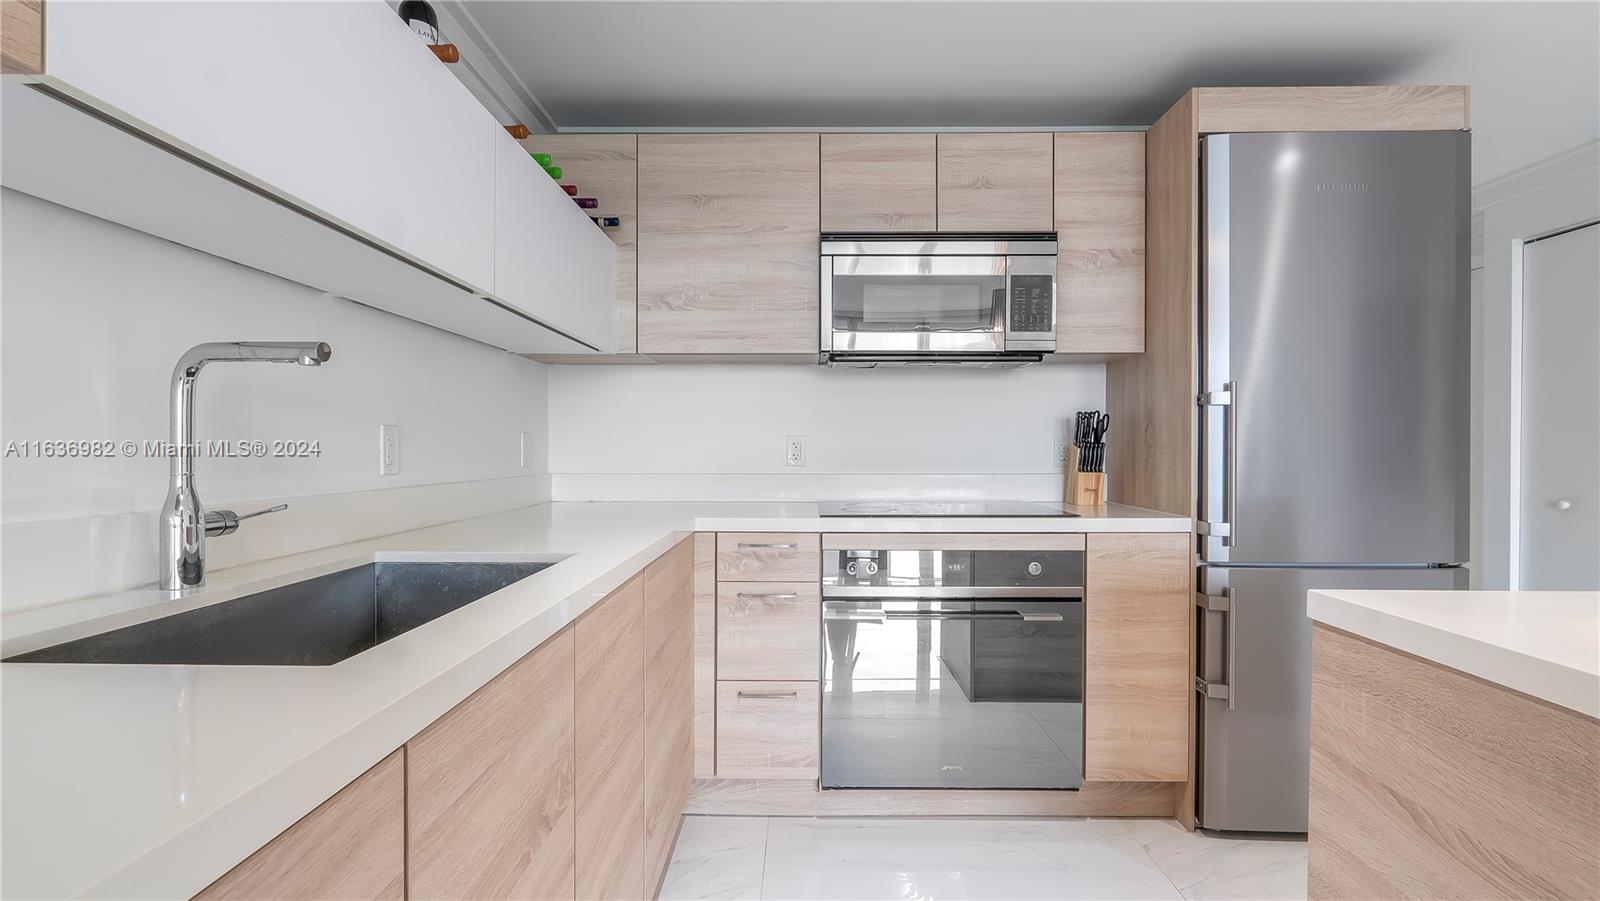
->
1008, 274, 1054, 334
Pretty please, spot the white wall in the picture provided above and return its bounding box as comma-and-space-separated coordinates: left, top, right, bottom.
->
547, 363, 1105, 501
1, 190, 550, 607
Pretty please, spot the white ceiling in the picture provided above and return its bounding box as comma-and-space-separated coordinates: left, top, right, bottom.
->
457, 1, 1600, 185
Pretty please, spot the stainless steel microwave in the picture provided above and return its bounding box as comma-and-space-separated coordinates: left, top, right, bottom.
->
820, 234, 1057, 368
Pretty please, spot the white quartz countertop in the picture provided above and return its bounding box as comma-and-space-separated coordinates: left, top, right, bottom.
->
1, 500, 1184, 899
1308, 589, 1600, 719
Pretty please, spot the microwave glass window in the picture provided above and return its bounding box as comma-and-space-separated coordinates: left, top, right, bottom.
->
832, 274, 1005, 333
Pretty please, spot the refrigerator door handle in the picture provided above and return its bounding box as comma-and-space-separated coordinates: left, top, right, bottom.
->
1197, 383, 1237, 545
1195, 589, 1236, 709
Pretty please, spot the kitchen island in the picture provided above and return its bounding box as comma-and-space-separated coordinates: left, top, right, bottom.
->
1, 501, 1185, 900
1306, 589, 1600, 899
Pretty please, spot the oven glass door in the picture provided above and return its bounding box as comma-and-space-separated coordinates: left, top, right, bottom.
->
821, 597, 1085, 790
827, 256, 1008, 353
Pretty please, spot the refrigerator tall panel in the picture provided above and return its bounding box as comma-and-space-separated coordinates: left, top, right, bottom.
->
1196, 132, 1470, 833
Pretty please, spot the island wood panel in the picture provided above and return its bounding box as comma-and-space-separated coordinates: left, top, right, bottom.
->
1195, 85, 1470, 134
406, 630, 576, 901
196, 751, 404, 901
820, 133, 938, 232
574, 576, 646, 901
637, 134, 820, 353
692, 532, 717, 777
716, 680, 820, 779
520, 134, 639, 354
642, 537, 695, 891
1054, 132, 1146, 353
936, 132, 1054, 232
716, 581, 822, 681
686, 777, 1176, 817
0, 0, 43, 74
1308, 624, 1600, 900
716, 532, 821, 581
1083, 532, 1191, 782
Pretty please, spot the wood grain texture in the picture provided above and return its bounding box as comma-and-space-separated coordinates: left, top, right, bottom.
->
1084, 533, 1191, 782
520, 134, 639, 354
1308, 625, 1600, 900
1054, 132, 1145, 354
196, 751, 404, 901
574, 576, 646, 901
685, 777, 1175, 817
407, 631, 576, 901
1195, 85, 1470, 133
821, 133, 937, 232
715, 680, 820, 779
716, 532, 820, 581
692, 532, 717, 778
936, 133, 1054, 232
822, 533, 1084, 551
643, 538, 695, 894
0, 0, 43, 75
716, 582, 821, 681
637, 134, 820, 353
1107, 91, 1197, 518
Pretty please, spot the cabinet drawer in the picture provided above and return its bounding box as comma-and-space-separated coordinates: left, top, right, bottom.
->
717, 583, 820, 681
716, 681, 820, 779
716, 533, 820, 582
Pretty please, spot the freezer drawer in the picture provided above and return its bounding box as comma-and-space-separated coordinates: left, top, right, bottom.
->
1196, 565, 1465, 833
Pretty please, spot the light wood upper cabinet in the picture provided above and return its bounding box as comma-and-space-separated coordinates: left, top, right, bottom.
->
1, 0, 43, 74
821, 134, 938, 232
1054, 132, 1146, 354
1084, 533, 1191, 782
937, 133, 1054, 232
197, 752, 404, 901
522, 134, 640, 354
643, 538, 696, 891
637, 134, 820, 354
575, 576, 647, 900
406, 630, 576, 901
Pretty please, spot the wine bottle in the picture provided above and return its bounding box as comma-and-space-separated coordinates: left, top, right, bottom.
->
397, 0, 439, 43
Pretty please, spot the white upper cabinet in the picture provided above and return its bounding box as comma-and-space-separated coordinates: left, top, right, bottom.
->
493, 135, 618, 353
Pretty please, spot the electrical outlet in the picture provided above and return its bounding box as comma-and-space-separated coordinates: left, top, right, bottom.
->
1053, 431, 1073, 470
519, 431, 532, 468
785, 434, 806, 468
379, 424, 400, 476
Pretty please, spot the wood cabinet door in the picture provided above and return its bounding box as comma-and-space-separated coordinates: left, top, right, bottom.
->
197, 752, 404, 900
637, 134, 820, 354
406, 631, 576, 901
575, 576, 647, 900
821, 134, 937, 232
715, 681, 821, 779
716, 582, 822, 681
936, 133, 1053, 232
1084, 533, 1190, 781
1055, 132, 1146, 353
521, 134, 640, 354
643, 538, 696, 892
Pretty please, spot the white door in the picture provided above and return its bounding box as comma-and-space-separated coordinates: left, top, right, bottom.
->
1519, 222, 1600, 589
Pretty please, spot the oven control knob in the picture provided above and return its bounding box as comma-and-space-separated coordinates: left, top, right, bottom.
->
860, 559, 878, 576
1027, 561, 1043, 577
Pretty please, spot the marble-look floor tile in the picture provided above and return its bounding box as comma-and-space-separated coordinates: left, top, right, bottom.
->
659, 815, 769, 900
1123, 818, 1308, 900
759, 817, 1183, 900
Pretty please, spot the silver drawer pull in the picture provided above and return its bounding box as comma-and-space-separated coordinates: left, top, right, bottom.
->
737, 592, 800, 601
736, 690, 799, 699
737, 542, 799, 550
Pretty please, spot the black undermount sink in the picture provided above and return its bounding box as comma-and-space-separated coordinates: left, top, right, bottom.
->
5, 561, 554, 666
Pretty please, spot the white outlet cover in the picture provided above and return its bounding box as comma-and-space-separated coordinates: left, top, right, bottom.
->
519, 431, 531, 468
785, 434, 806, 468
379, 424, 400, 476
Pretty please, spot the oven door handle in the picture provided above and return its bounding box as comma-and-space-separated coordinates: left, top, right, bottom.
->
824, 609, 1065, 623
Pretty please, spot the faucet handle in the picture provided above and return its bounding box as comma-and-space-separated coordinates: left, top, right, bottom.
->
205, 504, 288, 537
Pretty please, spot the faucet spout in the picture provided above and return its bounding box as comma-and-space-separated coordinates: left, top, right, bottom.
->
159, 342, 332, 591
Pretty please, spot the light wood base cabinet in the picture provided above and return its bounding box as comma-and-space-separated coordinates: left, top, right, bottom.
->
643, 538, 696, 892
407, 631, 577, 901
575, 576, 647, 901
716, 681, 821, 779
197, 751, 405, 900
1309, 624, 1599, 900
716, 582, 822, 681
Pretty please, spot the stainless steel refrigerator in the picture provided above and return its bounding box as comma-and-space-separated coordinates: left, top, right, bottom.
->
1195, 131, 1470, 833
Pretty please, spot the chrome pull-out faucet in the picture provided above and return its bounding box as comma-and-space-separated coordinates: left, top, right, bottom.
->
159, 342, 331, 591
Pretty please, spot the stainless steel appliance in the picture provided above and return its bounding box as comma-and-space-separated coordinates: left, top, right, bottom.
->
819, 234, 1056, 367
1196, 131, 1470, 832
820, 542, 1085, 789
817, 500, 1073, 518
